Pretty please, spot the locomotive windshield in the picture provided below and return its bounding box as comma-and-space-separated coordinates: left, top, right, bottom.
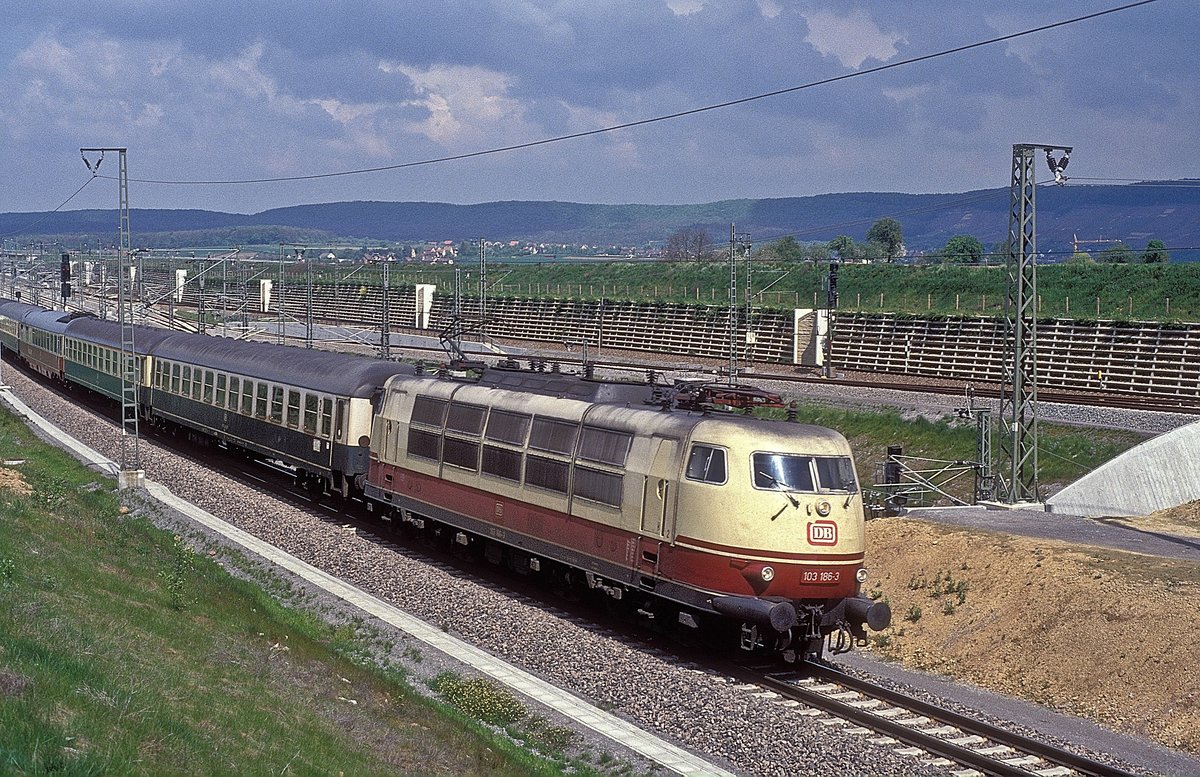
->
752, 453, 858, 494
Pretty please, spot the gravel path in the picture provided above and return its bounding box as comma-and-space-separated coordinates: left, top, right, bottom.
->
3, 365, 945, 777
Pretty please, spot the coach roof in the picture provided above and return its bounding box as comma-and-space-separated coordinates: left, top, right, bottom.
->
145, 331, 410, 397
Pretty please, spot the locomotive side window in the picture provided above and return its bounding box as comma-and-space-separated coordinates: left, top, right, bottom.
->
574, 466, 622, 507
815, 456, 858, 493
407, 428, 440, 461
526, 454, 569, 493
752, 453, 816, 492
481, 445, 522, 481
485, 410, 530, 445
446, 402, 486, 435
685, 445, 727, 484
530, 417, 577, 455
579, 426, 633, 467
443, 438, 480, 471
411, 395, 448, 427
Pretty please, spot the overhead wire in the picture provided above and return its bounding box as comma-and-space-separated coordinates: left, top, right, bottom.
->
97, 0, 1159, 188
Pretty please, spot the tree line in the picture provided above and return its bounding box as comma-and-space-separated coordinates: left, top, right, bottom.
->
666, 218, 1171, 265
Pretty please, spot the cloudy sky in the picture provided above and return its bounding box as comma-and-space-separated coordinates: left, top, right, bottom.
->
0, 0, 1194, 214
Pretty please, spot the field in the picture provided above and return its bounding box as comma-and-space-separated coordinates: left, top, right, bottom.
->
283, 261, 1200, 323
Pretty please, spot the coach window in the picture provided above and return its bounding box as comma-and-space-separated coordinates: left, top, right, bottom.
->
285, 389, 300, 429
270, 386, 285, 424
171, 363, 181, 394
227, 377, 240, 410
255, 383, 269, 419
181, 366, 191, 395
192, 368, 203, 400
320, 398, 333, 438
203, 371, 214, 403
685, 445, 727, 485
303, 393, 318, 434
216, 374, 227, 406
242, 380, 254, 415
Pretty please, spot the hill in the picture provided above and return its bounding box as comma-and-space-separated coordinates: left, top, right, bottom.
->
3, 181, 1198, 257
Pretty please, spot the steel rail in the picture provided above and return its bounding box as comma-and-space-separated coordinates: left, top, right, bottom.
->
752, 661, 1140, 777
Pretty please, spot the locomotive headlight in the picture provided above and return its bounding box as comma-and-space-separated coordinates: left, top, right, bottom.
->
815, 500, 831, 517
761, 566, 775, 582
856, 568, 869, 583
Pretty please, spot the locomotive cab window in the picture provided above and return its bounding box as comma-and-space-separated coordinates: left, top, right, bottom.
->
815, 456, 858, 493
752, 453, 816, 493
685, 445, 727, 485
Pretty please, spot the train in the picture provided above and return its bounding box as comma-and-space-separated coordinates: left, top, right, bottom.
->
0, 297, 890, 659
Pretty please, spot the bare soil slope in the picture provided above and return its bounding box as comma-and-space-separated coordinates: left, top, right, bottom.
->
865, 511, 1200, 753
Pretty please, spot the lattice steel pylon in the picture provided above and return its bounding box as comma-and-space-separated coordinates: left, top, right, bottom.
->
998, 143, 1070, 504
82, 146, 141, 485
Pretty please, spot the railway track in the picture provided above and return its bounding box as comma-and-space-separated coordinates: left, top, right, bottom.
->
747, 661, 1137, 777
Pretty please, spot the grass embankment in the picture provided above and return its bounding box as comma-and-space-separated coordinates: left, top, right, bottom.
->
0, 410, 612, 776
291, 261, 1200, 322
769, 402, 1147, 504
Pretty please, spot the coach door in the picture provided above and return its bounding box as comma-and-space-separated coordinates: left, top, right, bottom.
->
641, 438, 677, 537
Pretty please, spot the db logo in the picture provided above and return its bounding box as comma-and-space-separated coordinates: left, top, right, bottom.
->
807, 520, 838, 546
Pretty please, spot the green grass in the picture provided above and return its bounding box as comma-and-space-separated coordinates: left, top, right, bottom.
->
255, 260, 1200, 322
0, 409, 622, 776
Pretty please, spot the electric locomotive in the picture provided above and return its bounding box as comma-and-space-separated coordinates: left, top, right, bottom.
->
366, 368, 890, 658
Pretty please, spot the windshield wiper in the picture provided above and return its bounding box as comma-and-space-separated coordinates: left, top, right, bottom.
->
757, 471, 800, 509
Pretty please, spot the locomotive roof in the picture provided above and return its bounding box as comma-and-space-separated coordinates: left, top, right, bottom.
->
477, 369, 656, 405
146, 331, 411, 397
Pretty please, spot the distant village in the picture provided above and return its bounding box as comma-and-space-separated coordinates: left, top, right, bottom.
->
357, 239, 652, 265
